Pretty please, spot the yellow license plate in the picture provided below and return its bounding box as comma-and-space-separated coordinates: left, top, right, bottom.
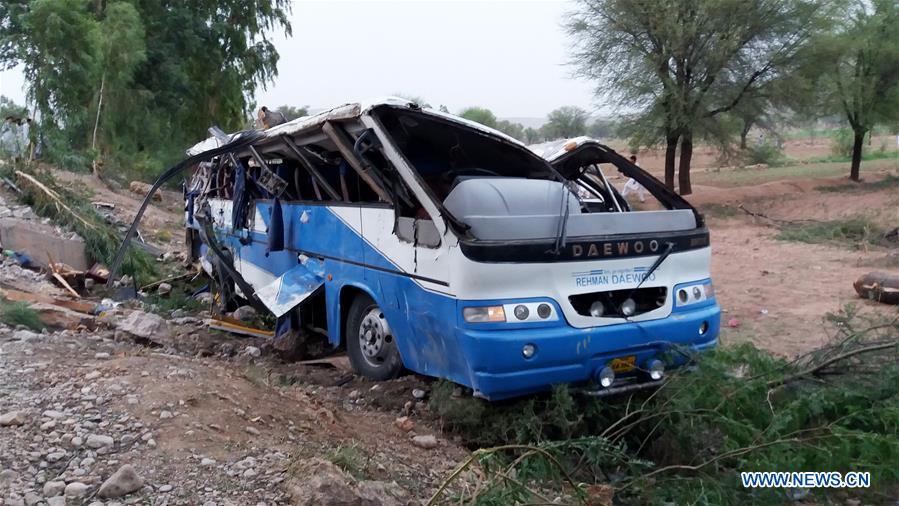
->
610, 356, 637, 373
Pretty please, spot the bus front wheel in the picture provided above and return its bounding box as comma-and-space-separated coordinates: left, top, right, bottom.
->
346, 293, 403, 380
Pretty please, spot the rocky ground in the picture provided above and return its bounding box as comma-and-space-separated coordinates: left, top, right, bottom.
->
0, 275, 466, 506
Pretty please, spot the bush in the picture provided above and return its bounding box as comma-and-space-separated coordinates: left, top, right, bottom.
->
0, 299, 44, 331
777, 216, 889, 248
743, 143, 784, 167
429, 309, 899, 505
831, 128, 855, 158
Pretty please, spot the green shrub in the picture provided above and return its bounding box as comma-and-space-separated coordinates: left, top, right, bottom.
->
777, 216, 888, 248
831, 128, 855, 158
743, 143, 785, 166
0, 299, 44, 331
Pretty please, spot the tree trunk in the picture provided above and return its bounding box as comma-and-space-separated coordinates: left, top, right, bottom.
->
740, 120, 752, 150
678, 131, 694, 195
849, 128, 865, 182
664, 133, 678, 190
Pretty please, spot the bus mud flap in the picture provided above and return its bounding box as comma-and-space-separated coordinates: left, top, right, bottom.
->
254, 257, 325, 318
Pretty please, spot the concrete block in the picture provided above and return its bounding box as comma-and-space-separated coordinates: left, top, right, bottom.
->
0, 218, 88, 270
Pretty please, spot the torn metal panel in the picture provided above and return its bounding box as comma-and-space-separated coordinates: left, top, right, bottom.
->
255, 256, 326, 317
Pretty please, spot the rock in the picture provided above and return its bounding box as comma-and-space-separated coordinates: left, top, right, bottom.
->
5, 496, 25, 506
130, 181, 161, 201
116, 310, 172, 345
42, 410, 64, 419
158, 484, 173, 493
244, 426, 260, 436
243, 346, 261, 358
24, 491, 41, 506
200, 458, 216, 467
285, 458, 409, 506
47, 497, 66, 506
231, 305, 257, 322
64, 482, 90, 498
159, 410, 173, 419
157, 283, 172, 297
94, 352, 111, 359
98, 464, 144, 498
0, 410, 27, 426
86, 434, 114, 449
11, 330, 40, 341
411, 435, 438, 449
194, 292, 213, 305
0, 468, 18, 483
411, 388, 426, 400
394, 416, 414, 432
43, 481, 66, 497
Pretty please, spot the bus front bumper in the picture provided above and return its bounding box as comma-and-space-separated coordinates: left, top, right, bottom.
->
456, 303, 720, 400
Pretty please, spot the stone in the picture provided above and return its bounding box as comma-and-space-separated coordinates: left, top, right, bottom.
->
47, 497, 66, 506
11, 330, 40, 341
411, 388, 426, 399
157, 283, 172, 297
23, 491, 41, 506
42, 410, 64, 419
86, 434, 114, 449
98, 464, 144, 498
159, 411, 173, 419
231, 305, 257, 322
0, 468, 18, 482
64, 482, 90, 498
43, 480, 66, 497
0, 410, 27, 426
244, 426, 260, 436
285, 458, 409, 506
200, 458, 216, 467
116, 310, 172, 345
94, 352, 111, 359
158, 484, 173, 493
129, 181, 161, 201
243, 346, 261, 358
411, 435, 438, 450
394, 416, 414, 432
194, 292, 214, 305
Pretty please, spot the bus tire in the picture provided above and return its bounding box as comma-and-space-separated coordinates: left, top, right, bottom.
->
346, 293, 403, 380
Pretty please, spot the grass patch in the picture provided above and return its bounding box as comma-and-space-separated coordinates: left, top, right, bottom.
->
0, 299, 44, 331
429, 309, 899, 505
809, 150, 898, 164
326, 443, 369, 480
693, 159, 896, 187
816, 174, 899, 193
697, 203, 739, 219
777, 216, 890, 249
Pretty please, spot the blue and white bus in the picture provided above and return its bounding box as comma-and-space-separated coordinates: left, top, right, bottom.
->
166, 98, 719, 400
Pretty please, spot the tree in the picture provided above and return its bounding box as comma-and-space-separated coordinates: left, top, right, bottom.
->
568, 0, 823, 194
0, 0, 291, 177
458, 107, 498, 128
523, 127, 542, 144
495, 119, 525, 141
543, 106, 589, 139
275, 105, 309, 121
807, 0, 899, 181
587, 117, 620, 140
0, 96, 27, 119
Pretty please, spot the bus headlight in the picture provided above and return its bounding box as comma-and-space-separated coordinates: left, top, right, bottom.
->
676, 281, 715, 307
621, 298, 636, 316
513, 304, 529, 320
463, 306, 506, 323
598, 366, 615, 388
647, 359, 665, 381
589, 301, 605, 317
537, 303, 552, 319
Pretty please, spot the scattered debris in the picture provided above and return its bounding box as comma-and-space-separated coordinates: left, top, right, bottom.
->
394, 416, 414, 432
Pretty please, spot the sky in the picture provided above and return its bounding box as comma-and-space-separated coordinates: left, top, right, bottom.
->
0, 0, 604, 122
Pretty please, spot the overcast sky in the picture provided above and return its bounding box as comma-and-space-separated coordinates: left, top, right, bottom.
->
0, 0, 603, 121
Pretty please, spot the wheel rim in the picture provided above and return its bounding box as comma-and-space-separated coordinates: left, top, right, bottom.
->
358, 308, 393, 367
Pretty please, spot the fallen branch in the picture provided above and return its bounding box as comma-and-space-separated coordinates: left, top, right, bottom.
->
768, 340, 898, 388
14, 170, 97, 230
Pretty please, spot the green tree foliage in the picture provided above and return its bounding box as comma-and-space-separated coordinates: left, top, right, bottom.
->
0, 0, 291, 179
0, 96, 27, 119
568, 0, 823, 194
458, 106, 498, 128
804, 0, 899, 181
542, 106, 589, 140
275, 105, 309, 121
586, 117, 620, 140
523, 127, 541, 144
495, 119, 525, 141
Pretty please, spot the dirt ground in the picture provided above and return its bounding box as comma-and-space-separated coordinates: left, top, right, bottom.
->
1, 146, 897, 504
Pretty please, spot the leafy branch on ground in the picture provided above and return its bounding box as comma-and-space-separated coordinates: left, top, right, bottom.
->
2, 162, 156, 281
429, 307, 899, 505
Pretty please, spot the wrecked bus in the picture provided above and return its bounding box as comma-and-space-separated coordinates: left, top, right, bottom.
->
115, 98, 720, 400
